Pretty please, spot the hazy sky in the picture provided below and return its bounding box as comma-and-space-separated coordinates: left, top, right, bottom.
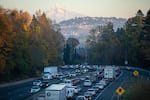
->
0, 0, 150, 18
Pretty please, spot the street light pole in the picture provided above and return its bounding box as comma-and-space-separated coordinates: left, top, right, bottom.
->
124, 25, 128, 66
131, 23, 150, 27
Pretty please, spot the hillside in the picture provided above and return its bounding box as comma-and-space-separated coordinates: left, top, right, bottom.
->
59, 17, 127, 44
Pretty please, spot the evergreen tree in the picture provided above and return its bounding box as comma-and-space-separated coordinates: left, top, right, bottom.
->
140, 10, 150, 67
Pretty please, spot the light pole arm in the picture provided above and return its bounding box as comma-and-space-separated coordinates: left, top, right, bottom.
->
131, 23, 150, 27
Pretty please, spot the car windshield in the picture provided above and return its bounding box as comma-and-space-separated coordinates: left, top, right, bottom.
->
34, 80, 40, 82
32, 86, 39, 89
84, 92, 91, 96
42, 81, 48, 83
88, 89, 94, 91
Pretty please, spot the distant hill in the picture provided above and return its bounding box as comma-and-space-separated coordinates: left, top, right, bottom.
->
59, 17, 127, 45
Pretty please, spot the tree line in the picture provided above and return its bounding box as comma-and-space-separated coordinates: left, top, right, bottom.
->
0, 7, 64, 82
86, 10, 150, 68
0, 7, 149, 82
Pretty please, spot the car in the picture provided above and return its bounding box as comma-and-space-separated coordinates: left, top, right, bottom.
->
33, 80, 42, 86
69, 73, 76, 77
84, 92, 92, 100
87, 88, 96, 96
30, 86, 40, 93
68, 85, 81, 94
99, 79, 107, 86
83, 80, 92, 86
95, 83, 104, 90
80, 77, 85, 81
76, 96, 86, 100
36, 93, 45, 100
56, 73, 65, 80
92, 86, 100, 92
40, 80, 50, 87
103, 78, 110, 85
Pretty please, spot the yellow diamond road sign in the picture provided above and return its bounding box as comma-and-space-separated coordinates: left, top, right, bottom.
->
133, 70, 139, 76
116, 86, 125, 96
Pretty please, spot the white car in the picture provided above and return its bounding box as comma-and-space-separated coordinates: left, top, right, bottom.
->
33, 80, 42, 86
30, 86, 40, 93
95, 83, 104, 90
99, 79, 107, 86
92, 86, 100, 92
87, 88, 96, 96
84, 80, 92, 86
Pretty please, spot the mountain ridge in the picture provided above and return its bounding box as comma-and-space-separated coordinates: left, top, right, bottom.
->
59, 16, 127, 45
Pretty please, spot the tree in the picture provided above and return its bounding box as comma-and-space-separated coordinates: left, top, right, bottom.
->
0, 7, 65, 81
125, 10, 145, 66
136, 9, 144, 17
63, 43, 71, 65
86, 22, 122, 65
140, 9, 150, 67
64, 37, 79, 64
0, 8, 14, 76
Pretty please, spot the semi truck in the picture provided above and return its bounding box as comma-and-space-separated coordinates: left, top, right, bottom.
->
43, 67, 58, 80
45, 84, 66, 100
104, 66, 116, 81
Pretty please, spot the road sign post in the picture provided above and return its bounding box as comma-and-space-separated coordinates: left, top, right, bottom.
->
133, 70, 139, 77
117, 94, 120, 100
116, 86, 125, 100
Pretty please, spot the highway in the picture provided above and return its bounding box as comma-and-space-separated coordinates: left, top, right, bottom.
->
0, 68, 74, 100
0, 79, 33, 100
95, 70, 131, 100
0, 78, 61, 100
0, 67, 149, 100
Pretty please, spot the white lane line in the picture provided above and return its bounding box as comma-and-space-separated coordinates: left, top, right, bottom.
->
95, 71, 124, 100
111, 73, 129, 100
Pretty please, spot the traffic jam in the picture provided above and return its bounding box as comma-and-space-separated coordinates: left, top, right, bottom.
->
30, 65, 121, 100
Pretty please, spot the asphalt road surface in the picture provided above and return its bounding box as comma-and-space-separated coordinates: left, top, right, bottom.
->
0, 67, 149, 100
95, 70, 131, 100
0, 80, 33, 100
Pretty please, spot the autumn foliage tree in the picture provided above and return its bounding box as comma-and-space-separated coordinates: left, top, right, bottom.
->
0, 7, 64, 82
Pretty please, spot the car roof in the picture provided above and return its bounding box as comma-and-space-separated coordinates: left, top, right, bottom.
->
77, 96, 85, 97
88, 88, 95, 90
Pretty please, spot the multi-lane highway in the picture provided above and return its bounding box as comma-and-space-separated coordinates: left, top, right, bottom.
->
0, 68, 74, 100
0, 67, 149, 100
0, 79, 33, 100
95, 70, 132, 100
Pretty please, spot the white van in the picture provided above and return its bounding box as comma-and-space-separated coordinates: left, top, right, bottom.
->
66, 87, 75, 99
84, 80, 92, 86
67, 86, 81, 94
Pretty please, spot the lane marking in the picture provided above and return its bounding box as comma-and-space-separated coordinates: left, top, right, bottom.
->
111, 75, 129, 100
95, 71, 124, 100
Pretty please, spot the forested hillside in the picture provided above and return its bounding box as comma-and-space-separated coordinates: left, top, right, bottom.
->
0, 7, 64, 82
86, 10, 150, 68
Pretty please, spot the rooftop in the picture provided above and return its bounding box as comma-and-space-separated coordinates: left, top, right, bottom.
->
46, 84, 66, 90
